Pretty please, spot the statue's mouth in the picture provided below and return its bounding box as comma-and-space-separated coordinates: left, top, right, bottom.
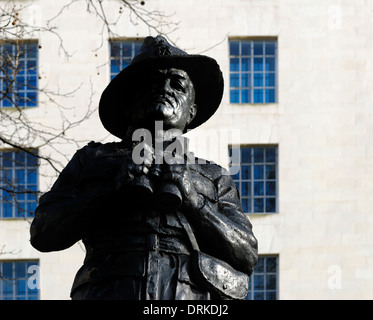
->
152, 95, 174, 107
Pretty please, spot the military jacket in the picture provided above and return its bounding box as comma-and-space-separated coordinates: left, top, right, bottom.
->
30, 141, 258, 300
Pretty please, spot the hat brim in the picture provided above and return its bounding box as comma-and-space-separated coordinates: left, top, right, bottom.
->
99, 55, 224, 138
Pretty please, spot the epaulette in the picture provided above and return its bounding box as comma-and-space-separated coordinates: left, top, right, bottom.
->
189, 156, 229, 182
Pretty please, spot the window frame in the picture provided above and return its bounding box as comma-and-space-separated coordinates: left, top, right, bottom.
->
229, 37, 278, 104
0, 260, 40, 300
229, 145, 278, 214
0, 149, 39, 219
109, 38, 143, 80
246, 255, 279, 300
0, 40, 39, 108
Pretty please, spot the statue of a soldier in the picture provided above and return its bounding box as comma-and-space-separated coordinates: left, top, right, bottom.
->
30, 36, 258, 300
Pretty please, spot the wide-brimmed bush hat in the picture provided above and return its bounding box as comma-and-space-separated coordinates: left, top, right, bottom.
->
99, 35, 224, 138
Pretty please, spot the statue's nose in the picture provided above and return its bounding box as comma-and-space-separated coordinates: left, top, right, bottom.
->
160, 79, 172, 94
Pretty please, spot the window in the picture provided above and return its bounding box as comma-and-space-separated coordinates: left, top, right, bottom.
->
229, 146, 278, 214
110, 40, 142, 80
246, 256, 278, 300
0, 150, 39, 218
0, 261, 39, 300
229, 39, 277, 104
0, 41, 38, 107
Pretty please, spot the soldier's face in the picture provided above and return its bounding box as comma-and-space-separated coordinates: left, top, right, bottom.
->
129, 68, 197, 132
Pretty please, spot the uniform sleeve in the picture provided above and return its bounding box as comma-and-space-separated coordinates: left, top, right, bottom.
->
30, 146, 117, 252
188, 168, 258, 275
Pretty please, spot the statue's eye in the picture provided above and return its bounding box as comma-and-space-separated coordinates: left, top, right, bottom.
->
171, 79, 186, 92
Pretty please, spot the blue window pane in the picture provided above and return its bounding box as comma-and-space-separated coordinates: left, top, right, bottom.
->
3, 262, 12, 277
266, 165, 276, 179
26, 92, 37, 106
4, 44, 13, 55
234, 181, 240, 190
16, 76, 25, 87
27, 76, 37, 88
16, 188, 25, 201
3, 203, 13, 217
16, 169, 25, 184
241, 58, 250, 71
3, 98, 12, 107
110, 62, 120, 75
134, 42, 142, 54
27, 169, 37, 184
253, 58, 263, 71
241, 182, 250, 197
27, 59, 37, 72
26, 184, 37, 197
110, 42, 120, 57
3, 281, 13, 296
3, 152, 13, 167
265, 73, 275, 87
247, 198, 252, 213
266, 182, 276, 196
242, 165, 251, 179
254, 292, 264, 300
265, 42, 276, 55
28, 45, 37, 58
266, 148, 277, 162
254, 89, 263, 103
242, 42, 251, 55
254, 165, 264, 179
254, 42, 264, 55
254, 198, 264, 212
241, 90, 250, 103
121, 43, 132, 57
230, 90, 239, 103
266, 257, 277, 272
254, 182, 264, 196
265, 57, 275, 71
15, 152, 25, 166
266, 291, 277, 300
265, 89, 275, 103
253, 73, 263, 87
255, 258, 264, 272
27, 202, 37, 216
230, 41, 239, 55
16, 203, 26, 217
241, 198, 249, 213
241, 147, 251, 163
241, 73, 250, 87
253, 148, 264, 162
27, 153, 38, 166
230, 58, 239, 71
254, 275, 264, 290
3, 190, 12, 201
230, 73, 239, 87
16, 279, 26, 295
265, 198, 276, 212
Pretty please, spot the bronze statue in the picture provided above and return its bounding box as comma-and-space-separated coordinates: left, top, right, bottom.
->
30, 36, 258, 300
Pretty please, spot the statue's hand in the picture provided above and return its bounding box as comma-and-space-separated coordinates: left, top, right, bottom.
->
116, 144, 155, 188
162, 162, 205, 213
